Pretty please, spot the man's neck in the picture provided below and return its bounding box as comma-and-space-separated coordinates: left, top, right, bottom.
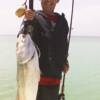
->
43, 10, 54, 16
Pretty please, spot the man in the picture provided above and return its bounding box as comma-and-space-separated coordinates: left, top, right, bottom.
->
19, 0, 69, 100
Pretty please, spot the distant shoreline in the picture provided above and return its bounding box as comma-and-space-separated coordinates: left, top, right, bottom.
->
0, 34, 100, 39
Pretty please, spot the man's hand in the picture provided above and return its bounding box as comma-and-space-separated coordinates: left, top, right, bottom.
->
63, 63, 69, 74
24, 9, 35, 20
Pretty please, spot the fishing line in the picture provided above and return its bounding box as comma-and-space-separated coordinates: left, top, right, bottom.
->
60, 0, 75, 100
68, 0, 75, 51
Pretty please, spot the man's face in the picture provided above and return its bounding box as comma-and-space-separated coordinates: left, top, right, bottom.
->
41, 0, 59, 14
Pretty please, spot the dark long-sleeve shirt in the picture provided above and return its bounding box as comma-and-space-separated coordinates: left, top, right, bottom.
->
18, 11, 69, 85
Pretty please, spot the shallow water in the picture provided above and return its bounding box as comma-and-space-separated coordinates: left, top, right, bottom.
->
0, 35, 100, 100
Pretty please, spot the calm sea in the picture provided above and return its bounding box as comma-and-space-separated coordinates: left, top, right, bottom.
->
0, 35, 100, 100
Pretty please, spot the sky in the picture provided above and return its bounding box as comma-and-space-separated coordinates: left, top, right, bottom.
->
0, 0, 100, 36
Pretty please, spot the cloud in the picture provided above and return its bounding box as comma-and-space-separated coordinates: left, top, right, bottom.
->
0, 0, 100, 36
72, 5, 100, 36
0, 9, 22, 35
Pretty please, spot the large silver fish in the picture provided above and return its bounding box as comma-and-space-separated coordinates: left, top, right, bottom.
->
16, 34, 40, 100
